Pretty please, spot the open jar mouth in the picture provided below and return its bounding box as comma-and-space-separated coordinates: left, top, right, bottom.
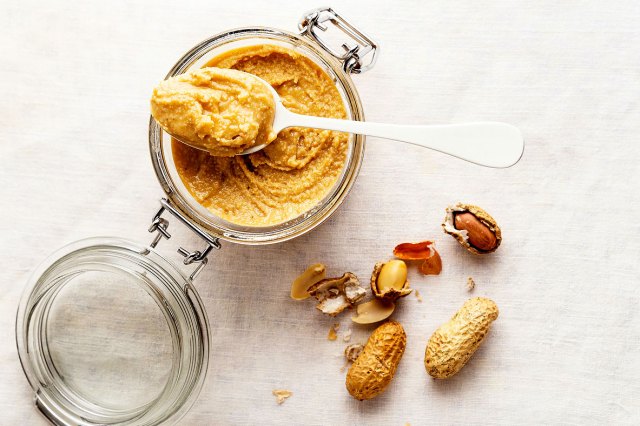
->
16, 238, 209, 426
149, 27, 366, 245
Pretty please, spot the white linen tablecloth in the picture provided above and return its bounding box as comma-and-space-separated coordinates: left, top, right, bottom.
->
1, 0, 639, 424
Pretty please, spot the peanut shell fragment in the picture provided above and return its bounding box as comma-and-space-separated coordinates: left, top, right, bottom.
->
467, 277, 476, 292
308, 272, 366, 316
290, 263, 326, 300
351, 299, 395, 324
344, 343, 364, 363
272, 389, 293, 405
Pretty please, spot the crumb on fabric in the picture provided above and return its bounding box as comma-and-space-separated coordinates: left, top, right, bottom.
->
328, 323, 339, 340
467, 277, 475, 292
272, 389, 293, 405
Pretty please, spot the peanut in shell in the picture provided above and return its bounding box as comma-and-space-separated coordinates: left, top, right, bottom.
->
442, 203, 502, 254
346, 321, 406, 400
370, 260, 412, 302
424, 297, 498, 379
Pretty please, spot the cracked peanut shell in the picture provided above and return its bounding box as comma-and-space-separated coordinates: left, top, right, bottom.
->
346, 321, 406, 400
424, 297, 499, 379
307, 272, 366, 316
371, 260, 412, 302
442, 203, 502, 254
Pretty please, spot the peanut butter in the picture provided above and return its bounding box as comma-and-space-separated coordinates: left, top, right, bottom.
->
172, 45, 349, 226
151, 67, 276, 156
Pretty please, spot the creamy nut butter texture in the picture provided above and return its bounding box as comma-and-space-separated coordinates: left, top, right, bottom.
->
171, 44, 349, 226
151, 67, 277, 156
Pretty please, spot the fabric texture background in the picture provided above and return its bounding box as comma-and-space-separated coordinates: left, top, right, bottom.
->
0, 0, 639, 424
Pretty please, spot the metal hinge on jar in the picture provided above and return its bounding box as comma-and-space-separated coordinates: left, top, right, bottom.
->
299, 7, 378, 74
148, 198, 221, 280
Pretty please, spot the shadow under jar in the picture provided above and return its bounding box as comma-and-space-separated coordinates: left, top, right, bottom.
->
17, 7, 378, 426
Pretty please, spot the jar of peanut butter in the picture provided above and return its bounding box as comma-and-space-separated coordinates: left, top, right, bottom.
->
17, 8, 377, 426
150, 7, 377, 244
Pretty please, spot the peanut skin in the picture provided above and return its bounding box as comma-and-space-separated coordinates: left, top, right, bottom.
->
346, 321, 406, 400
425, 297, 498, 379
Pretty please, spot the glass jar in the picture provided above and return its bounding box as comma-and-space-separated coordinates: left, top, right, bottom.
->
16, 237, 210, 426
150, 8, 377, 244
16, 7, 378, 426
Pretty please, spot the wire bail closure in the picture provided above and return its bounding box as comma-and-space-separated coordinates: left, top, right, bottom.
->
148, 198, 221, 280
299, 7, 378, 74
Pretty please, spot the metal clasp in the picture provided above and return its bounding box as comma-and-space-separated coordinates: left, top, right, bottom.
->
299, 7, 378, 74
148, 198, 220, 281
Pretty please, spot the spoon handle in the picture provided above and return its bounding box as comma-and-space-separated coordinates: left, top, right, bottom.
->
283, 113, 524, 168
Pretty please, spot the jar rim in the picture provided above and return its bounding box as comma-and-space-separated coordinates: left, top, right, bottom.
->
149, 27, 366, 245
16, 237, 209, 426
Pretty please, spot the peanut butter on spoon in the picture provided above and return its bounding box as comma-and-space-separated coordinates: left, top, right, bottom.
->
150, 67, 277, 156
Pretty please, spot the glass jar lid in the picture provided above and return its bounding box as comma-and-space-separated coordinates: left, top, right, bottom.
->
16, 237, 210, 426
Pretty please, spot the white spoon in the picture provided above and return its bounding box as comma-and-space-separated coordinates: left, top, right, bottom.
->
240, 77, 524, 168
